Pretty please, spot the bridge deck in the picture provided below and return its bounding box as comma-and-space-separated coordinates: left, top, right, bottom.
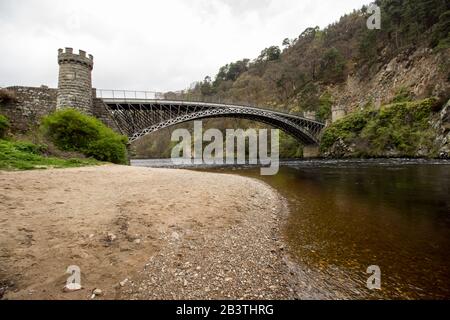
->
101, 98, 325, 126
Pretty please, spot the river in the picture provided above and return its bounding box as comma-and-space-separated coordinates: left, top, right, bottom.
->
132, 159, 450, 299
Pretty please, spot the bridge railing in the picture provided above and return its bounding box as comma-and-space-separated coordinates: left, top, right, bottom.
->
96, 89, 163, 100
95, 89, 321, 122
96, 89, 264, 107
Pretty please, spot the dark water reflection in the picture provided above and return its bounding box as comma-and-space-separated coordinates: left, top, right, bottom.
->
132, 159, 450, 299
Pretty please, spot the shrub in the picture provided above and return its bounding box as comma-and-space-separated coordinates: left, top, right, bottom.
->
85, 136, 128, 164
320, 110, 370, 150
41, 109, 102, 150
0, 114, 9, 138
41, 108, 128, 164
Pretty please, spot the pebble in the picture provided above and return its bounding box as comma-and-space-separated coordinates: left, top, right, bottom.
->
171, 232, 180, 241
93, 288, 103, 296
119, 279, 128, 287
107, 232, 117, 242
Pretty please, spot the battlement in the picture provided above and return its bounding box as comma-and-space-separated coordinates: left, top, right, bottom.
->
58, 47, 94, 70
331, 105, 346, 112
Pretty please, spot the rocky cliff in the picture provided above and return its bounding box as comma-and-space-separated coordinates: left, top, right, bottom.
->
328, 48, 449, 113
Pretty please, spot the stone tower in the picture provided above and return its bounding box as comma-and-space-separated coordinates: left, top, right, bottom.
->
331, 105, 346, 123
57, 47, 94, 114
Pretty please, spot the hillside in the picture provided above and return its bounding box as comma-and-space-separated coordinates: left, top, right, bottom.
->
133, 0, 450, 159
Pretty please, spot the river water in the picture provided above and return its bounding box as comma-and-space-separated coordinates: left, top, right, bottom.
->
132, 159, 450, 299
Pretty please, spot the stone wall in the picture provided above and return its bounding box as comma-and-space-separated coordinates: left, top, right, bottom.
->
303, 145, 320, 158
0, 86, 57, 132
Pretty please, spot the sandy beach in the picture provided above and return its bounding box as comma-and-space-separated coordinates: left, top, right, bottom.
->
0, 165, 294, 300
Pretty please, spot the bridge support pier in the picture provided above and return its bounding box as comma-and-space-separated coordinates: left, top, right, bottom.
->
126, 143, 133, 165
303, 145, 320, 158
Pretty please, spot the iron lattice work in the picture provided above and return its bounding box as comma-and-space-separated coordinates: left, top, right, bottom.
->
98, 91, 325, 145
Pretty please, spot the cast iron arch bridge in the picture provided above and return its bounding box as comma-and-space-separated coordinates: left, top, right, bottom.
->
98, 90, 325, 145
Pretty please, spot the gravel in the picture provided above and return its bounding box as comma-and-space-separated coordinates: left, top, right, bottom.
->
118, 182, 297, 300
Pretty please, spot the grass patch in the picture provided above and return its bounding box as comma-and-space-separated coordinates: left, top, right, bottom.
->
0, 139, 100, 171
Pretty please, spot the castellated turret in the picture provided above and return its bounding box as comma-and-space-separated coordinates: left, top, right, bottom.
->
57, 48, 94, 114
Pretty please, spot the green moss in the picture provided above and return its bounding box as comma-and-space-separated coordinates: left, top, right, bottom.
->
0, 139, 100, 171
320, 98, 439, 157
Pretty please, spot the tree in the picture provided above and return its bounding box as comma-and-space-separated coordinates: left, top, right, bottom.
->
282, 38, 296, 49
200, 76, 214, 96
257, 46, 281, 62
318, 48, 346, 83
431, 10, 450, 48
299, 26, 320, 42
358, 29, 378, 67
298, 82, 320, 111
214, 59, 250, 87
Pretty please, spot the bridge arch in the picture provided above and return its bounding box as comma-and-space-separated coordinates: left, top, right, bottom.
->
101, 99, 325, 145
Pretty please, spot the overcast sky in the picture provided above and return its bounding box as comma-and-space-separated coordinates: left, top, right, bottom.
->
0, 0, 370, 92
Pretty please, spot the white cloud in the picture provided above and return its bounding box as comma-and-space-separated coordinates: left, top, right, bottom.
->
0, 0, 370, 91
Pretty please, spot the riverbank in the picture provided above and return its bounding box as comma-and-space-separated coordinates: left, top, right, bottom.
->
0, 165, 296, 300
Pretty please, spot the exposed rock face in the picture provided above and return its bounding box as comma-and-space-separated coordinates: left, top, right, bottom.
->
434, 99, 450, 158
322, 138, 352, 158
320, 45, 449, 159
328, 48, 450, 113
